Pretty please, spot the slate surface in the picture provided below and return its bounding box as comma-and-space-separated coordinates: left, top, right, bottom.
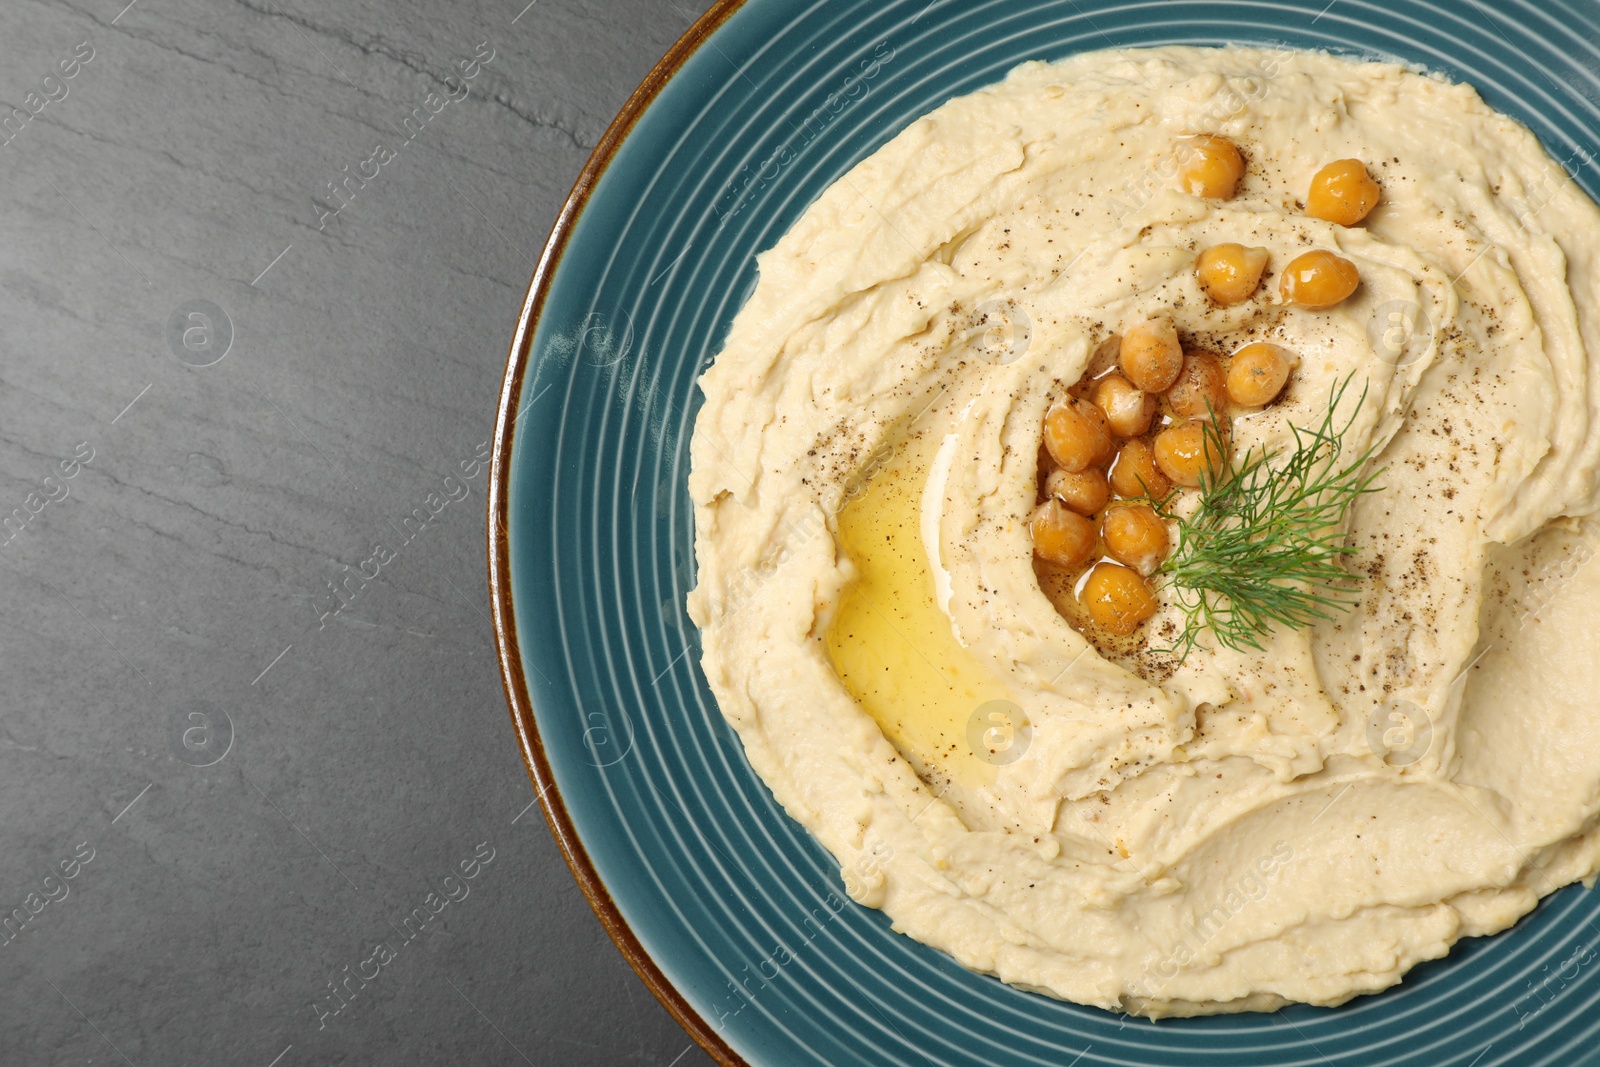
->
0, 1, 717, 1063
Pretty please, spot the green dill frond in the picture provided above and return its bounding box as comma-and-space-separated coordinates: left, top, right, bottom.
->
1156, 376, 1384, 661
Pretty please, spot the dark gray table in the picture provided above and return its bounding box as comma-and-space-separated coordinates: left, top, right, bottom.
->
0, 1, 717, 1063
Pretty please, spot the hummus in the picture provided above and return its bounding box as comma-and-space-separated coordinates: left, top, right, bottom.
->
686, 45, 1600, 1015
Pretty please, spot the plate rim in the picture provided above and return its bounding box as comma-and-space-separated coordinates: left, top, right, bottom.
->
485, 2, 753, 1064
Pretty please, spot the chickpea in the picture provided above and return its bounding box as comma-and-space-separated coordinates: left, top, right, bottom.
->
1092, 373, 1157, 437
1279, 250, 1360, 309
1079, 562, 1159, 636
1226, 342, 1296, 407
1030, 499, 1097, 568
1306, 158, 1380, 226
1166, 351, 1227, 421
1102, 504, 1170, 575
1044, 398, 1114, 472
1045, 467, 1110, 516
1175, 135, 1245, 199
1109, 438, 1173, 500
1154, 420, 1227, 488
1089, 333, 1122, 378
1195, 243, 1269, 306
1118, 316, 1183, 393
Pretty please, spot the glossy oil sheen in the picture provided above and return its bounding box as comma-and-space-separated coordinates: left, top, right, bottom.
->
503, 1, 1600, 1063
825, 423, 1004, 790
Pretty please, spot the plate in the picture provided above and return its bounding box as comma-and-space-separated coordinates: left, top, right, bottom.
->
488, 1, 1600, 1063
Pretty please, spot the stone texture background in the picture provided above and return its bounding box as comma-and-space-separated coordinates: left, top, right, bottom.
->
0, 0, 716, 1063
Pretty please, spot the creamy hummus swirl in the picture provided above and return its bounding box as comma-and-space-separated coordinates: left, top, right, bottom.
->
687, 45, 1600, 1014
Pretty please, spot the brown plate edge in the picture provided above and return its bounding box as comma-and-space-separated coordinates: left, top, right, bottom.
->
485, 3, 752, 1066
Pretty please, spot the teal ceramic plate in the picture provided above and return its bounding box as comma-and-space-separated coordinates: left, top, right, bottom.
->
489, 2, 1600, 1063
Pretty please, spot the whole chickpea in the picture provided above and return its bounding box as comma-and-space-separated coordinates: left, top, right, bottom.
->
1109, 438, 1173, 500
1166, 351, 1228, 421
1045, 467, 1110, 516
1154, 420, 1228, 488
1195, 243, 1270, 306
1044, 398, 1115, 472
1093, 373, 1157, 437
1079, 562, 1159, 636
1306, 159, 1381, 226
1030, 499, 1097, 568
1226, 342, 1296, 407
1175, 135, 1245, 199
1089, 333, 1122, 378
1102, 504, 1171, 575
1118, 316, 1183, 393
1279, 250, 1360, 309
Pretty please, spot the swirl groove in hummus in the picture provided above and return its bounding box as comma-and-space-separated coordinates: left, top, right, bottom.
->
686, 46, 1600, 1015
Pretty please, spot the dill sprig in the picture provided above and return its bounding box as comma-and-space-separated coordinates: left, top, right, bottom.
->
1155, 377, 1384, 661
